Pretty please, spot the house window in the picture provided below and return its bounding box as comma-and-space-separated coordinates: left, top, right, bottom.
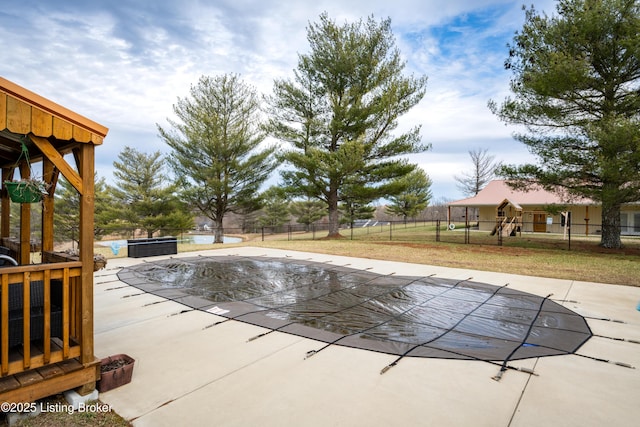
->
621, 213, 629, 234
622, 213, 640, 235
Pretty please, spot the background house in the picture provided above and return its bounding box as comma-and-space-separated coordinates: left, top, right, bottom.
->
448, 180, 640, 236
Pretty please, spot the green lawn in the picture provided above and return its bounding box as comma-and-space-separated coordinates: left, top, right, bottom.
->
95, 226, 640, 286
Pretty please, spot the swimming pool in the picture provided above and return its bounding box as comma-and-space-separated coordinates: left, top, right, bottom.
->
99, 235, 242, 255
118, 255, 592, 363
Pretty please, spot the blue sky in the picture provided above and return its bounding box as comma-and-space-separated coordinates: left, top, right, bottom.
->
0, 0, 556, 201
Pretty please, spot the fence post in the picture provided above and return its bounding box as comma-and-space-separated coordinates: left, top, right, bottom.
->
389, 222, 393, 241
465, 216, 469, 244
261, 227, 265, 242
436, 219, 440, 242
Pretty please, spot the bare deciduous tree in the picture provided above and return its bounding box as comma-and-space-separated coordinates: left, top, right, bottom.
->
454, 148, 500, 196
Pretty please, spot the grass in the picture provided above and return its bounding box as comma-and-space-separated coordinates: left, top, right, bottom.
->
95, 227, 640, 286
249, 239, 640, 286
1, 395, 130, 427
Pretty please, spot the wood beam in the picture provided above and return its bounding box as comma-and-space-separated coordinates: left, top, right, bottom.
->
78, 143, 94, 367
41, 159, 57, 253
0, 359, 99, 404
28, 134, 82, 194
1, 168, 14, 239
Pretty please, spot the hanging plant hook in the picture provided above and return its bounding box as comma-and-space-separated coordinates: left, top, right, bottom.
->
13, 135, 32, 170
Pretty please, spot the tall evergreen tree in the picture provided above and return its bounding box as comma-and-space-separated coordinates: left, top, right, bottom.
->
489, 0, 640, 248
109, 146, 193, 238
258, 186, 290, 229
386, 168, 433, 222
289, 199, 326, 231
340, 199, 376, 228
267, 13, 429, 238
54, 174, 111, 245
159, 74, 277, 243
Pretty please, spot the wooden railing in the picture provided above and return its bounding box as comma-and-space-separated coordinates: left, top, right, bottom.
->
494, 216, 523, 237
0, 262, 83, 377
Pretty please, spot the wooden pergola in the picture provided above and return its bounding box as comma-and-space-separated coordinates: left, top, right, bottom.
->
0, 76, 108, 402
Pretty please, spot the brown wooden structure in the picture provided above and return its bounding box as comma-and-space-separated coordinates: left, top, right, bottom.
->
0, 77, 108, 402
493, 198, 523, 237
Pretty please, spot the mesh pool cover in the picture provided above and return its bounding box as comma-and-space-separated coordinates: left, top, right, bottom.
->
117, 256, 591, 362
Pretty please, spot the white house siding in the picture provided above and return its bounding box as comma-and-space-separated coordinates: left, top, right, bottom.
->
477, 204, 640, 236
451, 181, 639, 236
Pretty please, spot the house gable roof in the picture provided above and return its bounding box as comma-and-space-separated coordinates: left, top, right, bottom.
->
449, 180, 594, 207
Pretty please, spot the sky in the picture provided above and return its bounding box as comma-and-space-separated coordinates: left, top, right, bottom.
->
0, 0, 557, 201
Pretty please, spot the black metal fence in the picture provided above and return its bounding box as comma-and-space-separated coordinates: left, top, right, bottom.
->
256, 219, 639, 251
94, 218, 639, 255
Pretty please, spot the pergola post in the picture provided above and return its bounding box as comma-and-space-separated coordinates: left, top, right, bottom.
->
1, 168, 12, 239
77, 143, 95, 395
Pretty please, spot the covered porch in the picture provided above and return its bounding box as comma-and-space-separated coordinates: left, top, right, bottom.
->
0, 77, 107, 402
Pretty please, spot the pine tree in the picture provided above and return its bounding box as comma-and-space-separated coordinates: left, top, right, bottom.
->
489, 0, 640, 248
159, 74, 277, 243
267, 13, 429, 237
109, 146, 193, 238
386, 169, 433, 223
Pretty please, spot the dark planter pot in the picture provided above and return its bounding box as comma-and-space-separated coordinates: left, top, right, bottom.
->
97, 354, 135, 392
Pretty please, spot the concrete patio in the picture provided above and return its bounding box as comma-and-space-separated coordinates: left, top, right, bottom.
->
94, 247, 640, 427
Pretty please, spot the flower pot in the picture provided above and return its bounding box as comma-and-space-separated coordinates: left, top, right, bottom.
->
97, 354, 135, 392
4, 180, 46, 203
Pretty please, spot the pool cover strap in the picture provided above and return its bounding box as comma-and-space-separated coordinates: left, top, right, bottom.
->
492, 293, 552, 381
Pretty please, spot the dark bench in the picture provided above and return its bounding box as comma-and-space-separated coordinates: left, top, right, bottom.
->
127, 237, 178, 258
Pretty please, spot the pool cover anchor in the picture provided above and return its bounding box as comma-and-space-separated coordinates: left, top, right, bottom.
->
492, 365, 538, 381
592, 334, 640, 345
573, 353, 636, 370
247, 330, 276, 342
491, 364, 539, 381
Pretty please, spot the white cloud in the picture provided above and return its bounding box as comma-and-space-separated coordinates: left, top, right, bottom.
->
1, 0, 556, 200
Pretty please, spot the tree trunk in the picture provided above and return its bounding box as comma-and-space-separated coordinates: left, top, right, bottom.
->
327, 185, 341, 238
600, 201, 622, 249
214, 217, 224, 244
